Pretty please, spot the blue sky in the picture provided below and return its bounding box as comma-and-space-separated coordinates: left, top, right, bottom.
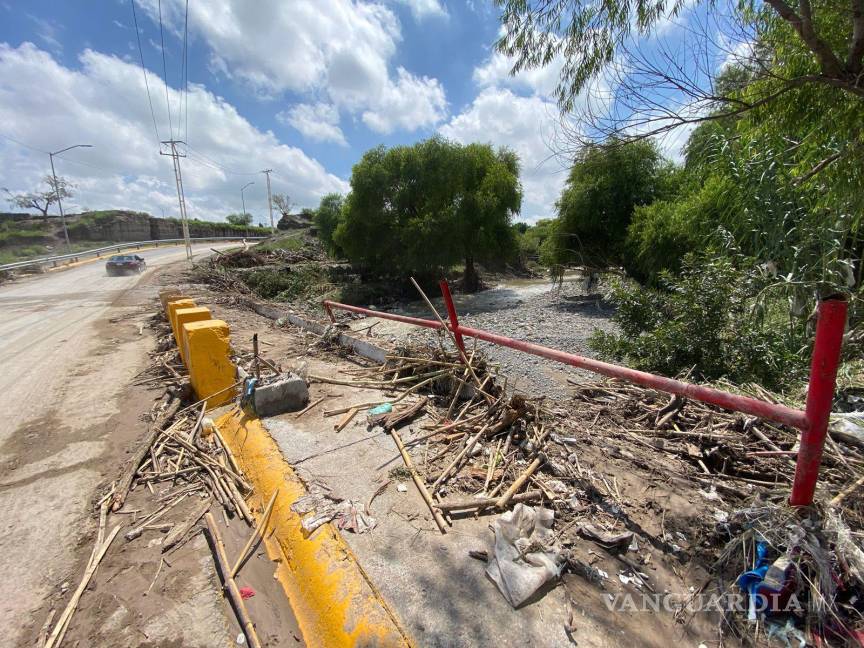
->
0, 0, 719, 224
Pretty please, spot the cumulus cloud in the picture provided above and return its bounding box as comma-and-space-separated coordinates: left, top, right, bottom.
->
390, 0, 448, 21
277, 102, 347, 146
0, 43, 347, 222
145, 0, 448, 136
440, 88, 567, 223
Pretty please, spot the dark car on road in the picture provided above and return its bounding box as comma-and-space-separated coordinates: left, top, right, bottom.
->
105, 254, 146, 276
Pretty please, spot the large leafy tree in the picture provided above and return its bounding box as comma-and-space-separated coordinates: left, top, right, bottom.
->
547, 139, 673, 270
335, 137, 521, 291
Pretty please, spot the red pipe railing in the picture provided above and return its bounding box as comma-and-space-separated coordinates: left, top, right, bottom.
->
322, 287, 847, 506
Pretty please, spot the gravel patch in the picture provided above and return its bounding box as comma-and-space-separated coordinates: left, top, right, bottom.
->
368, 279, 617, 399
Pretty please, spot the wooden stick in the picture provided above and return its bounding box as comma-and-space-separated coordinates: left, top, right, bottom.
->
210, 421, 243, 480
496, 453, 545, 510
44, 526, 121, 648
830, 474, 864, 507
335, 407, 359, 432
430, 423, 490, 493
163, 496, 212, 553
230, 489, 279, 578
112, 397, 180, 511
389, 428, 447, 534
323, 374, 443, 416
438, 490, 543, 512
295, 396, 327, 418
204, 513, 263, 648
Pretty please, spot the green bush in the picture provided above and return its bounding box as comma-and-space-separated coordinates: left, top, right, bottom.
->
590, 255, 808, 391
242, 266, 332, 302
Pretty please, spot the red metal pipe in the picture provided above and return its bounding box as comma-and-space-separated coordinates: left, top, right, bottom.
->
322, 299, 809, 431
439, 280, 466, 355
322, 300, 445, 331
789, 296, 847, 506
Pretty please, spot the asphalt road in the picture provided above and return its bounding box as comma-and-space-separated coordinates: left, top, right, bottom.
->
0, 244, 234, 645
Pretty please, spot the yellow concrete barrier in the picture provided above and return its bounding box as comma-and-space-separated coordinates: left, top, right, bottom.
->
167, 298, 196, 339
174, 307, 213, 365
159, 288, 184, 312
216, 410, 414, 648
182, 319, 235, 407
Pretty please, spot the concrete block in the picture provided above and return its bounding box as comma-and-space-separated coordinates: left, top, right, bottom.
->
167, 298, 196, 339
174, 306, 213, 365
159, 288, 184, 311
183, 319, 235, 407
252, 373, 309, 417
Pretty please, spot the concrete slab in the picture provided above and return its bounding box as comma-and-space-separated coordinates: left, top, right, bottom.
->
263, 389, 572, 648
253, 372, 309, 416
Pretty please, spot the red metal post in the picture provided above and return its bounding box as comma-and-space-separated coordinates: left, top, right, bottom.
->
323, 301, 336, 323
789, 295, 847, 506
439, 280, 466, 355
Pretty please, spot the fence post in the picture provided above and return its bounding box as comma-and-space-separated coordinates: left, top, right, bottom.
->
439, 280, 466, 356
789, 295, 847, 506
322, 301, 336, 323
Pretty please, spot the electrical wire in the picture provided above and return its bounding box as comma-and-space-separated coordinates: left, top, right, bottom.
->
157, 0, 173, 140
184, 143, 259, 175
130, 0, 161, 145
0, 132, 49, 154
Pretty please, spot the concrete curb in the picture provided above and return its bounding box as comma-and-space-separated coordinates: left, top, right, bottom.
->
215, 408, 415, 648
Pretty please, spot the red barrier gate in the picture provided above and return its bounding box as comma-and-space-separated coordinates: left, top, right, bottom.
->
323, 286, 847, 506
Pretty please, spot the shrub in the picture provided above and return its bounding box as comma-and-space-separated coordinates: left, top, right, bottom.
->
590, 255, 808, 391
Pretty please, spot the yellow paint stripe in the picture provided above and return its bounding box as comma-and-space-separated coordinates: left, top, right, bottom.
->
216, 408, 414, 648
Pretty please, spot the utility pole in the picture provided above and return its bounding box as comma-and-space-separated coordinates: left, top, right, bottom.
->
160, 140, 192, 261
240, 181, 254, 220
261, 169, 275, 233
49, 144, 93, 252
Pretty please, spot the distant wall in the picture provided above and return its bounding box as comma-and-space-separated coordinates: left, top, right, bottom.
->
66, 211, 267, 242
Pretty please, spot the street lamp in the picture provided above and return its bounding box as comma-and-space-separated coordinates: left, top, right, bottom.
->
240, 181, 255, 219
49, 144, 93, 251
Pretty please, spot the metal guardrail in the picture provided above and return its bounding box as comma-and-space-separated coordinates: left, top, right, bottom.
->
0, 236, 267, 273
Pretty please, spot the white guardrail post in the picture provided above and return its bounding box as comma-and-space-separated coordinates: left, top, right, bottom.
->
0, 237, 267, 273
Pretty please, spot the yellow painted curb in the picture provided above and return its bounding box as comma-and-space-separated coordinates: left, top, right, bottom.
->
216, 408, 415, 648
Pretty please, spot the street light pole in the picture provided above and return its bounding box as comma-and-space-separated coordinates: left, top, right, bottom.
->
49, 144, 93, 252
261, 169, 274, 233
241, 181, 254, 220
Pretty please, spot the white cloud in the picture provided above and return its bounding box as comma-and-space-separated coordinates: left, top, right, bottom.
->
145, 0, 447, 135
440, 88, 567, 222
362, 67, 447, 134
473, 49, 564, 97
0, 43, 347, 222
277, 102, 347, 146
390, 0, 448, 21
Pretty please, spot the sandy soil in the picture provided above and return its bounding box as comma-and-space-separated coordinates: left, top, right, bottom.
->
0, 244, 264, 647
177, 282, 735, 648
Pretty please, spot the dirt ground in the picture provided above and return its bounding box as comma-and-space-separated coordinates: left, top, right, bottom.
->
176, 278, 740, 648
3, 248, 301, 648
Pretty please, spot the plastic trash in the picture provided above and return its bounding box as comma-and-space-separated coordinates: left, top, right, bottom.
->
369, 403, 393, 416
239, 586, 255, 600
485, 504, 564, 608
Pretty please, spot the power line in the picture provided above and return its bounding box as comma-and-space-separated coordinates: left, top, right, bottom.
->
0, 132, 48, 154
129, 0, 160, 145
184, 143, 259, 175
157, 0, 173, 140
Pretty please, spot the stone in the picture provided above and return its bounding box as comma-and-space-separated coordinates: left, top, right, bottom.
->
252, 373, 309, 417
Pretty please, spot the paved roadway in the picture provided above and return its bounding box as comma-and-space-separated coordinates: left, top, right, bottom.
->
0, 244, 233, 644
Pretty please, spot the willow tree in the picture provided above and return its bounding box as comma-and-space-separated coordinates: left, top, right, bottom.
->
335, 137, 521, 291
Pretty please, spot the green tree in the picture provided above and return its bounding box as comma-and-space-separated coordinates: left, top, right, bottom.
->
226, 212, 253, 226
335, 137, 521, 290
547, 140, 671, 270
313, 193, 344, 255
